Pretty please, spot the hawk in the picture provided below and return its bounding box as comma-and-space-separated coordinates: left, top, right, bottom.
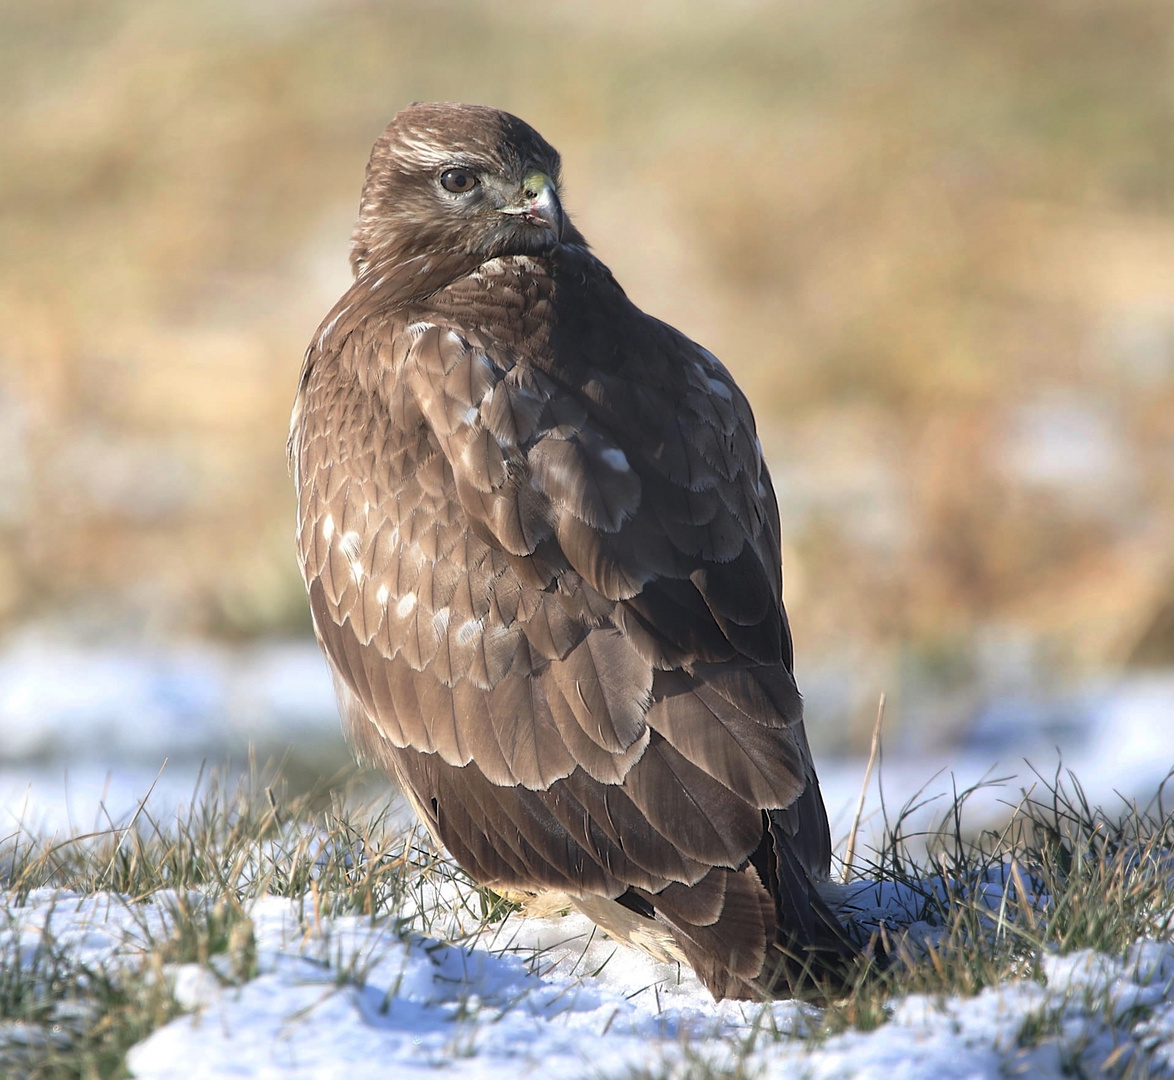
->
290, 102, 857, 1000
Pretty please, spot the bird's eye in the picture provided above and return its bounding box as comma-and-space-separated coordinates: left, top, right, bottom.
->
440, 169, 479, 194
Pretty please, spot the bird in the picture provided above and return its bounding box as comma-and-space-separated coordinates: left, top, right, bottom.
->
289, 102, 858, 1001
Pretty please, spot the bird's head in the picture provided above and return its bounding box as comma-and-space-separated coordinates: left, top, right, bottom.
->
350, 102, 584, 279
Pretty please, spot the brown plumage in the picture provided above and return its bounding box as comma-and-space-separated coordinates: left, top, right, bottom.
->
289, 102, 857, 1000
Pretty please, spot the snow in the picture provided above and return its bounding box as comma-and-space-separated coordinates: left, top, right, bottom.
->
2, 639, 1174, 1076
0, 635, 337, 764
2, 637, 1171, 855
0, 636, 339, 835
2, 881, 1172, 1079
816, 671, 1174, 860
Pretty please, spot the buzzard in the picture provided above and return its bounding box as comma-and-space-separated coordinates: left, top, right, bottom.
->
289, 102, 857, 1000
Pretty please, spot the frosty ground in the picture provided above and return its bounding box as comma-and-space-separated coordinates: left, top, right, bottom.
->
2, 642, 1173, 1078
7, 878, 1174, 1080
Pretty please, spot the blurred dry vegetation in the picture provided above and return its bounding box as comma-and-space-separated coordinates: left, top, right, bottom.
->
2, 0, 1174, 744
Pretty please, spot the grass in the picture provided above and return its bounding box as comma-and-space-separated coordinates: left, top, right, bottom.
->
1, 763, 1172, 1079
826, 765, 1174, 1015
0, 764, 479, 1078
4, 0, 1174, 703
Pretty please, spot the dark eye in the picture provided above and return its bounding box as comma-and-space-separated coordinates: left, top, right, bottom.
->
440, 169, 478, 194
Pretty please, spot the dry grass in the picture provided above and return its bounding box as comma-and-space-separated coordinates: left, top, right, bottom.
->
2, 1, 1174, 745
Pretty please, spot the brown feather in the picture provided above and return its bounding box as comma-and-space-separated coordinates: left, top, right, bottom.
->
290, 101, 859, 1002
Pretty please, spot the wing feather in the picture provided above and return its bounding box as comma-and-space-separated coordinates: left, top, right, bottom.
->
293, 240, 853, 1000
646, 668, 806, 809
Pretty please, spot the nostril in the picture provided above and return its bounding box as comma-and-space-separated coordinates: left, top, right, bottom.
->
523, 188, 539, 200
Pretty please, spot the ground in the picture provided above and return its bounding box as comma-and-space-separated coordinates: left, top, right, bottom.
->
2, 642, 1173, 1078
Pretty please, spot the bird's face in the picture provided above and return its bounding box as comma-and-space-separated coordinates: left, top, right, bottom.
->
427, 159, 566, 257
350, 102, 577, 279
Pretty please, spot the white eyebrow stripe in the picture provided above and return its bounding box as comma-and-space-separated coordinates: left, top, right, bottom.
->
388, 135, 457, 166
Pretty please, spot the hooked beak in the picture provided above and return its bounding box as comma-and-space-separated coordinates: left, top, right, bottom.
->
500, 171, 564, 241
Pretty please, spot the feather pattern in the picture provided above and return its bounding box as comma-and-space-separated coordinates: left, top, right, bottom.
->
290, 101, 857, 1000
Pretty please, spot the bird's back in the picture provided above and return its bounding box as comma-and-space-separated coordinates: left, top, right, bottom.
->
292, 163, 857, 1001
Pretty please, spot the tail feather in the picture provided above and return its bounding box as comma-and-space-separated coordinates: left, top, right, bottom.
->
614, 853, 860, 1001
643, 867, 775, 1000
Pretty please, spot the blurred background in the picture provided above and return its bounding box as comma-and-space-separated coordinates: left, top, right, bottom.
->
2, 0, 1173, 836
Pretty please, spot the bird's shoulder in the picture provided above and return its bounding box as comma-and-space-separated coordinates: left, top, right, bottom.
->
406, 246, 762, 461
294, 242, 787, 658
